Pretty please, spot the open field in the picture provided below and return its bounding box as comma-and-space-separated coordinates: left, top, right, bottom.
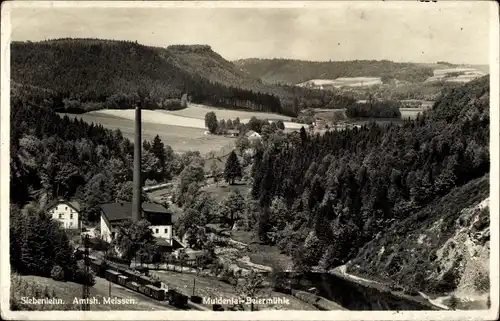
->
150, 271, 318, 310
13, 275, 174, 311
201, 182, 251, 202
61, 104, 302, 154
298, 77, 383, 88
163, 104, 293, 122
94, 105, 302, 129
60, 112, 235, 154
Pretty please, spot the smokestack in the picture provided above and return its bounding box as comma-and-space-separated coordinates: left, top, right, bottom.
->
132, 100, 142, 222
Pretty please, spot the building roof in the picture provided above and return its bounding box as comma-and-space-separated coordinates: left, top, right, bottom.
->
244, 130, 258, 137
100, 202, 172, 225
46, 198, 81, 213
142, 202, 170, 214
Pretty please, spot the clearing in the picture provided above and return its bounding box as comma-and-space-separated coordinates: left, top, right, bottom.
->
60, 111, 235, 154
60, 103, 302, 154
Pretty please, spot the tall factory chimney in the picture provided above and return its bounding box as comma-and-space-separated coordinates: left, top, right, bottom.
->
132, 99, 142, 222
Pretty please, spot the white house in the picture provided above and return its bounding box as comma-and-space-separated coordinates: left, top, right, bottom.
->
99, 202, 179, 251
47, 199, 81, 229
245, 130, 262, 146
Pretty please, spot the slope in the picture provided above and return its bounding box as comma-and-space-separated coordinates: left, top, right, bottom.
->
348, 175, 489, 298
247, 75, 489, 295
11, 38, 355, 117
234, 58, 441, 84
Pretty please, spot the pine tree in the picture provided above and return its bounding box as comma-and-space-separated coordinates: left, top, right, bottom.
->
151, 135, 166, 181
224, 151, 242, 185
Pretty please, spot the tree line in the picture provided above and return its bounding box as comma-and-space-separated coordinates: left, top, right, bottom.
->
234, 58, 435, 84
11, 39, 357, 118
345, 96, 403, 118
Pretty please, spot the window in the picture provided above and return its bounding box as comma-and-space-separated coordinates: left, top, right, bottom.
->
65, 206, 68, 211
164, 228, 168, 234
155, 228, 159, 234
59, 213, 63, 219
69, 222, 73, 227
70, 213, 73, 219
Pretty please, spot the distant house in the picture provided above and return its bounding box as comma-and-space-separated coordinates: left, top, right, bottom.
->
46, 199, 81, 229
99, 202, 183, 251
245, 130, 262, 144
226, 129, 240, 137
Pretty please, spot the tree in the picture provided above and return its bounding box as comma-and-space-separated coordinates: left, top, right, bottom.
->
177, 163, 205, 205
141, 149, 162, 183
235, 136, 250, 156
115, 181, 148, 203
150, 135, 166, 181
218, 119, 227, 135
181, 93, 188, 108
275, 120, 285, 130
112, 219, 157, 262
210, 161, 222, 186
235, 271, 266, 311
224, 151, 242, 185
222, 190, 245, 227
205, 112, 218, 134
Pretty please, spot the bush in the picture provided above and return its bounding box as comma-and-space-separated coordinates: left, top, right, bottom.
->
89, 237, 110, 251
74, 261, 96, 286
191, 295, 202, 304
50, 265, 65, 281
163, 99, 184, 110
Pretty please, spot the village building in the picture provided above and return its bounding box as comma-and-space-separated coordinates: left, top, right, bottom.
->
245, 130, 262, 144
46, 198, 81, 229
99, 202, 183, 251
226, 129, 240, 137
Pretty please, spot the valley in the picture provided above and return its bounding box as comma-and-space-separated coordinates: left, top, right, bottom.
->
8, 35, 492, 314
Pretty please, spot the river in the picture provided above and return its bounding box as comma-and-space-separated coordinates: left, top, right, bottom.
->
275, 271, 442, 310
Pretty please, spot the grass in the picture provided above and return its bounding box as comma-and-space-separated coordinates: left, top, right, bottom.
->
60, 111, 235, 154
201, 182, 251, 202
12, 274, 173, 311
60, 103, 301, 155
165, 104, 292, 122
150, 270, 317, 310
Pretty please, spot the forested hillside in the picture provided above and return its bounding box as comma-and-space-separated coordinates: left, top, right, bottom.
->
234, 58, 439, 84
10, 98, 191, 222
248, 76, 489, 295
11, 39, 356, 117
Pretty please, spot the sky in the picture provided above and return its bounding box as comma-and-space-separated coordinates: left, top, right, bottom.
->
8, 1, 492, 65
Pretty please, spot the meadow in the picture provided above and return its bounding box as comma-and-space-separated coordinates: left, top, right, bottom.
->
60, 104, 302, 155
60, 111, 235, 154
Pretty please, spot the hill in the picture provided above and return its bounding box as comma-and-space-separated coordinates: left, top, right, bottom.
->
233, 58, 442, 85
246, 75, 489, 298
348, 175, 489, 299
11, 39, 356, 117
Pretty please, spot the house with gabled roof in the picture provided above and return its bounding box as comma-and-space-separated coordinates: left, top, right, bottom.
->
99, 202, 184, 251
46, 198, 81, 230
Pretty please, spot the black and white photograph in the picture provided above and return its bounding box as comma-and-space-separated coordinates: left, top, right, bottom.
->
0, 1, 498, 320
